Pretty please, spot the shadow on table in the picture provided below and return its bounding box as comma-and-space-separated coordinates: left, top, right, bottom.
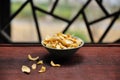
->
41, 53, 84, 66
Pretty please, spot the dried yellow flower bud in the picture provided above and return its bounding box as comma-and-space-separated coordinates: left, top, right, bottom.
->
50, 61, 61, 67
21, 65, 31, 73
28, 54, 39, 61
37, 60, 43, 65
38, 66, 46, 73
31, 63, 37, 70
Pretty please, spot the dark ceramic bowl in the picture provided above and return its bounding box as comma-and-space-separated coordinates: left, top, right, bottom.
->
41, 37, 84, 58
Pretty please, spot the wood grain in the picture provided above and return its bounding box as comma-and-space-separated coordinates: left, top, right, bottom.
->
0, 45, 120, 80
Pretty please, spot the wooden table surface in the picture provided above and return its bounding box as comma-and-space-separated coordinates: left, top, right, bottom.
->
0, 44, 120, 80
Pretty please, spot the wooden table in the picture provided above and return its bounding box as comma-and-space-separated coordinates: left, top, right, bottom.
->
0, 44, 120, 80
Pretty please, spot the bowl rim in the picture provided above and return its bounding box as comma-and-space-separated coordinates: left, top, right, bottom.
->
41, 37, 84, 50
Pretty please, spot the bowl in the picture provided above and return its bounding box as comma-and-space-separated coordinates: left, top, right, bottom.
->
41, 37, 84, 58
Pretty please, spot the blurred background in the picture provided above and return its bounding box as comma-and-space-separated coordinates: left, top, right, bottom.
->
0, 0, 120, 43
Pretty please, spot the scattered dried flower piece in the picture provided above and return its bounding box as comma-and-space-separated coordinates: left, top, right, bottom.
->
38, 66, 46, 73
22, 65, 31, 73
28, 54, 39, 61
37, 60, 43, 65
50, 61, 61, 67
31, 63, 37, 70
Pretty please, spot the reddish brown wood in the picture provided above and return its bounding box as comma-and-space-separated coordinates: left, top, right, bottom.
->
0, 45, 120, 80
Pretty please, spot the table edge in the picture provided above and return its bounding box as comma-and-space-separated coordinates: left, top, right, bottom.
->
0, 44, 120, 47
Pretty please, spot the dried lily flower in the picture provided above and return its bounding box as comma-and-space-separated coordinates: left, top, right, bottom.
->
28, 54, 39, 61
50, 61, 61, 67
31, 63, 37, 70
37, 60, 43, 65
21, 65, 31, 73
38, 66, 46, 73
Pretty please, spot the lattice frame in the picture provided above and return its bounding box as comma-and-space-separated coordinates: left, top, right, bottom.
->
0, 0, 120, 43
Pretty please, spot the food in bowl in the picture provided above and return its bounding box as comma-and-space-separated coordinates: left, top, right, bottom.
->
42, 33, 83, 49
